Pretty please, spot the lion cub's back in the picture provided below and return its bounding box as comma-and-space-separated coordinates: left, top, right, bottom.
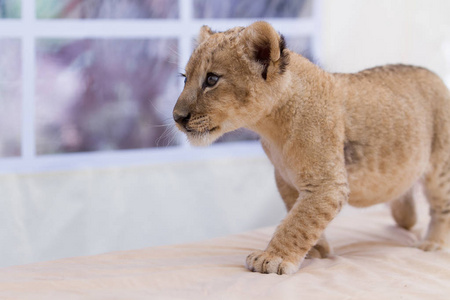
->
338, 65, 450, 206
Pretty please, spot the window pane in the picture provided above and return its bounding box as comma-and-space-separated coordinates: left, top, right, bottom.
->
0, 0, 21, 18
194, 0, 312, 18
36, 39, 179, 155
0, 39, 21, 157
36, 0, 178, 19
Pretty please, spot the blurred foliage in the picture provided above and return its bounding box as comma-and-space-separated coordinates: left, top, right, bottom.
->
36, 0, 178, 19
0, 0, 20, 18
194, 0, 312, 18
36, 38, 179, 154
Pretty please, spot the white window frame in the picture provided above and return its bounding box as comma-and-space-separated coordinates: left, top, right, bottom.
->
0, 0, 322, 173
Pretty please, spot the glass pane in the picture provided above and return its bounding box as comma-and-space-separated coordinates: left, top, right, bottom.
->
0, 0, 21, 18
0, 39, 21, 157
36, 0, 178, 19
194, 0, 312, 18
36, 39, 179, 155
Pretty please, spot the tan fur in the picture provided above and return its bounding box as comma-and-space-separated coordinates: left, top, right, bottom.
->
173, 21, 450, 274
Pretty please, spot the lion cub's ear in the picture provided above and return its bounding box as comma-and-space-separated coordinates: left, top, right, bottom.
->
197, 25, 215, 44
241, 21, 286, 80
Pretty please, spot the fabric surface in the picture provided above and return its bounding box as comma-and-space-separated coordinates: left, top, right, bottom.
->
0, 202, 449, 299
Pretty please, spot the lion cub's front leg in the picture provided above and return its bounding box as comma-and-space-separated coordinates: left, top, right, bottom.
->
246, 172, 348, 274
274, 169, 331, 259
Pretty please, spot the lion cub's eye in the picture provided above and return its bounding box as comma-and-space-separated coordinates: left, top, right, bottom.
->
180, 73, 187, 85
204, 73, 219, 88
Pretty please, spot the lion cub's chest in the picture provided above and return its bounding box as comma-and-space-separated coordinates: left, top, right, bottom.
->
261, 139, 297, 187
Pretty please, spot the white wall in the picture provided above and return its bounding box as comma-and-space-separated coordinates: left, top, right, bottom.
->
0, 153, 285, 267
321, 0, 450, 84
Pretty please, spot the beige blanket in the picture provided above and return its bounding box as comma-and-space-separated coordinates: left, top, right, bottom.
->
0, 203, 449, 299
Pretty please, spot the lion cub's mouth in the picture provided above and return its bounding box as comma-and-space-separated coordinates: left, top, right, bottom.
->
184, 115, 218, 134
176, 114, 223, 146
185, 124, 221, 147
186, 125, 219, 134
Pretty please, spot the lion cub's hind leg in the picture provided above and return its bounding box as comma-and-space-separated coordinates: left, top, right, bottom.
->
390, 188, 417, 230
306, 234, 331, 258
420, 166, 450, 251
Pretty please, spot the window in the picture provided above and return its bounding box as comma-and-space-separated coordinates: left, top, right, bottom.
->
0, 0, 321, 172
0, 38, 21, 157
0, 0, 20, 18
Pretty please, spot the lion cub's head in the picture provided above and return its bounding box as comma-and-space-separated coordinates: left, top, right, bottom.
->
173, 21, 289, 146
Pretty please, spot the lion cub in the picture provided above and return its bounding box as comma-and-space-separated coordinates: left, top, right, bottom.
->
173, 21, 450, 275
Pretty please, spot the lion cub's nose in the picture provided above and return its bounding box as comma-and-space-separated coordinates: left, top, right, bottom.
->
173, 110, 191, 128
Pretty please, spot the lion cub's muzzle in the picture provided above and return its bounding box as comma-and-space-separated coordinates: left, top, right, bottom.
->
173, 110, 191, 130
173, 109, 215, 134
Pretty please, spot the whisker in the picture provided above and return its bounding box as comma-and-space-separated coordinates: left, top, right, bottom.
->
148, 123, 172, 128
156, 126, 170, 147
167, 45, 180, 58
167, 45, 181, 66
165, 127, 178, 147
148, 98, 168, 117
155, 121, 179, 147
163, 116, 174, 122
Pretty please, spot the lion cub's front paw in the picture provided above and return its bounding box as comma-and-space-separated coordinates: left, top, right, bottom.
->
245, 250, 301, 275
